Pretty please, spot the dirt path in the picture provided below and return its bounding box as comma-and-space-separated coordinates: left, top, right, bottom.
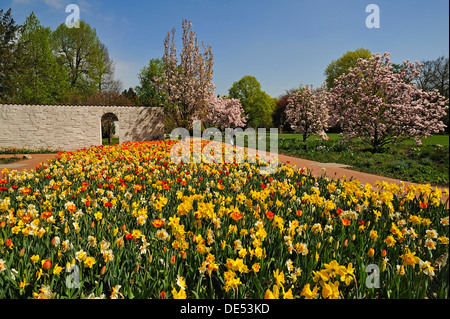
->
0, 153, 59, 177
1, 150, 448, 202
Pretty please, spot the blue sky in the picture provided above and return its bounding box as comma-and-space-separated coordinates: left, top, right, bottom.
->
2, 0, 449, 98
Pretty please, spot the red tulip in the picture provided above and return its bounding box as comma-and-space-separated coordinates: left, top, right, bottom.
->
265, 211, 274, 219
420, 202, 428, 209
125, 233, 133, 241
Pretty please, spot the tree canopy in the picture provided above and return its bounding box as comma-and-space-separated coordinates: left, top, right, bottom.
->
228, 75, 275, 128
135, 58, 166, 107
0, 9, 122, 105
329, 52, 448, 152
324, 48, 372, 89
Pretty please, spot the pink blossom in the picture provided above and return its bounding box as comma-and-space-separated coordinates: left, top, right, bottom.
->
284, 84, 330, 142
328, 52, 448, 151
204, 94, 247, 129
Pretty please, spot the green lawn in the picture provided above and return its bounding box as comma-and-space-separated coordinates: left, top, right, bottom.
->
0, 156, 25, 164
279, 133, 449, 146
275, 134, 449, 187
102, 137, 120, 145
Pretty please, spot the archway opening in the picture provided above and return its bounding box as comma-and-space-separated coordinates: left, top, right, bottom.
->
101, 113, 119, 145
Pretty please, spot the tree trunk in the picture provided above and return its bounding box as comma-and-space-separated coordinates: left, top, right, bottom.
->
108, 120, 112, 145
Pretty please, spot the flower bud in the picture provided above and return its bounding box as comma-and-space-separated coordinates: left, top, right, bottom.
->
368, 248, 375, 258
91, 221, 95, 228
42, 259, 52, 271
381, 249, 386, 257
5, 238, 12, 248
19, 247, 25, 257
343, 239, 348, 247
170, 255, 176, 265
148, 254, 153, 264
134, 264, 140, 273
100, 265, 106, 275
334, 241, 340, 250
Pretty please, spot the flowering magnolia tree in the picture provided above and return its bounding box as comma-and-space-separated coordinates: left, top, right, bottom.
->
155, 19, 214, 131
284, 85, 330, 142
204, 94, 247, 129
329, 52, 448, 152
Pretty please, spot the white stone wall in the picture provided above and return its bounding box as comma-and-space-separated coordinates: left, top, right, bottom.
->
0, 104, 164, 151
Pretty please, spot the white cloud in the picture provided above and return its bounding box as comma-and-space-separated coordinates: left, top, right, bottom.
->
43, 0, 66, 9
10, 0, 67, 9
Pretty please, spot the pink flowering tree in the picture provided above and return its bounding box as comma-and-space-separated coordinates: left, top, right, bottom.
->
205, 94, 247, 129
329, 52, 448, 152
284, 84, 330, 142
155, 19, 214, 131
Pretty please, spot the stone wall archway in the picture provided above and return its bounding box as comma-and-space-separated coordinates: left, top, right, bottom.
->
101, 112, 119, 145
0, 104, 164, 151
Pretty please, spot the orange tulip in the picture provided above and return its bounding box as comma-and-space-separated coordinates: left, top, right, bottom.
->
5, 238, 12, 248
42, 259, 52, 271
231, 211, 243, 221
152, 219, 164, 228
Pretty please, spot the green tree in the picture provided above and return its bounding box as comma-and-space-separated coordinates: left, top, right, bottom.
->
52, 20, 111, 99
91, 43, 122, 93
228, 75, 275, 128
0, 8, 22, 103
15, 12, 69, 104
135, 58, 166, 106
324, 48, 372, 89
122, 87, 140, 105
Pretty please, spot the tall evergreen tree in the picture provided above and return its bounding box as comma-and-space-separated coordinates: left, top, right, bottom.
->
0, 8, 21, 103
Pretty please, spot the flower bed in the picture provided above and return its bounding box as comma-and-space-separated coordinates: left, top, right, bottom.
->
0, 140, 448, 299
